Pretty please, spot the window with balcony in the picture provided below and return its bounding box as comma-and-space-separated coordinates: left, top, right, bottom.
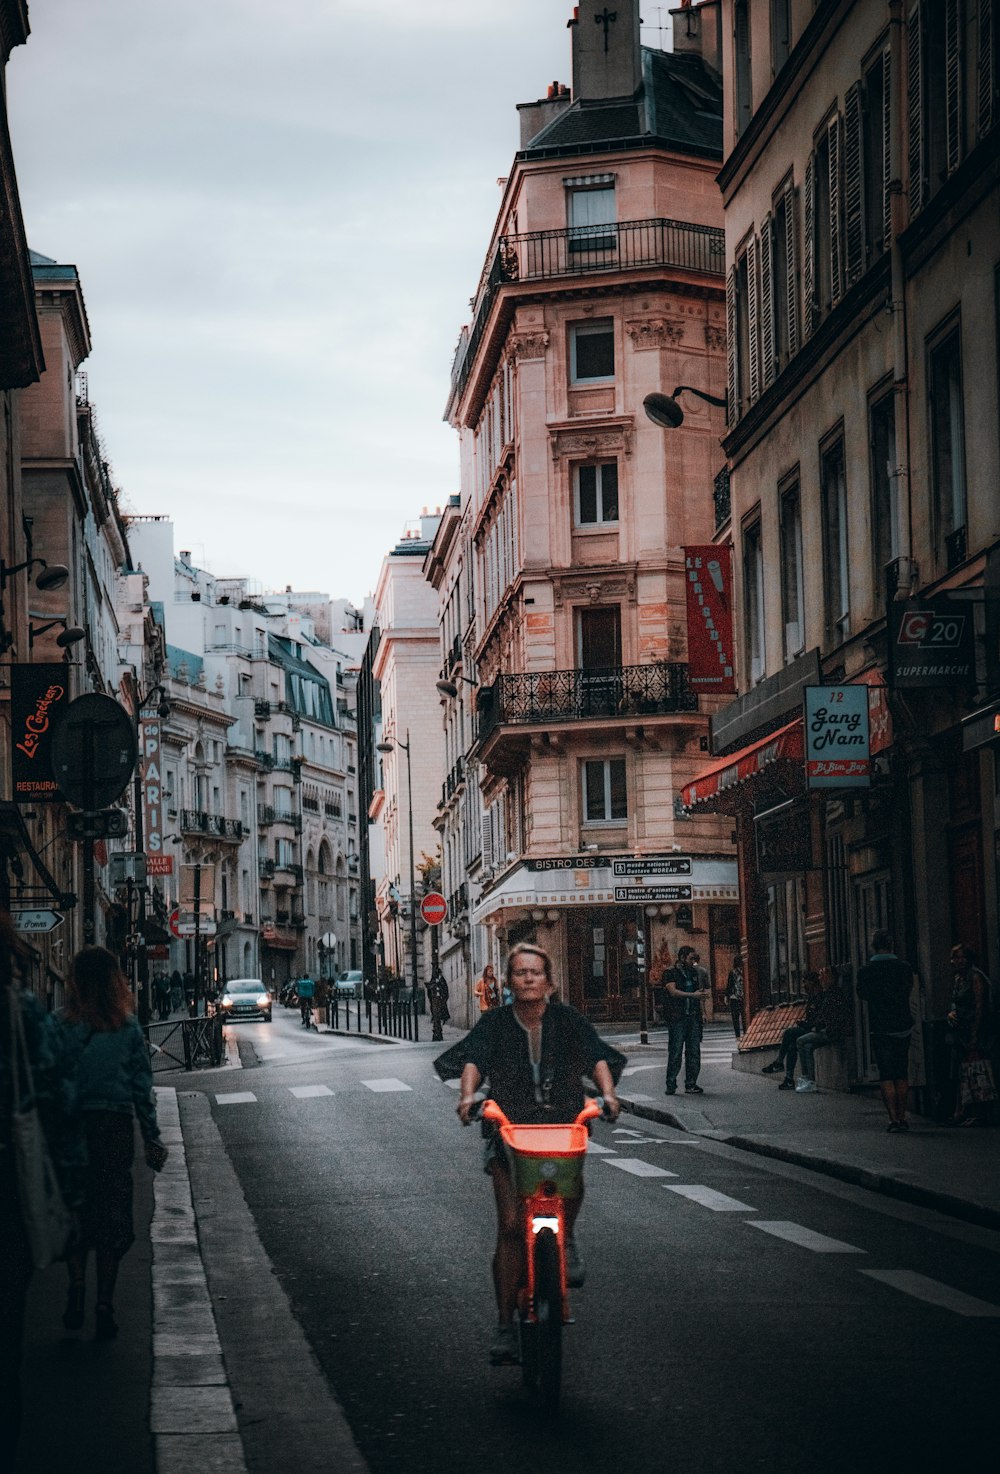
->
779, 480, 805, 661
568, 184, 616, 251
869, 388, 899, 598
583, 758, 627, 824
742, 515, 766, 685
574, 462, 619, 526
820, 436, 851, 641
570, 319, 614, 383
927, 321, 967, 568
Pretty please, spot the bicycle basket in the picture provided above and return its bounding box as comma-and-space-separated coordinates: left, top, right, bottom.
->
500, 1123, 589, 1199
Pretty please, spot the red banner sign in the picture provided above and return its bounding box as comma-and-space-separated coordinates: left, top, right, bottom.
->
684, 547, 736, 693
141, 719, 165, 869
10, 664, 69, 803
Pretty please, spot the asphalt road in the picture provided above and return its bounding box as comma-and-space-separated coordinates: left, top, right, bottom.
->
183, 1008, 1000, 1474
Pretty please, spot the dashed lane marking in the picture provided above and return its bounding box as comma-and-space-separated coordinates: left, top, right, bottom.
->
748, 1220, 866, 1253
362, 1077, 413, 1093
860, 1269, 1000, 1317
215, 1092, 258, 1105
663, 1184, 758, 1212
289, 1085, 334, 1099
602, 1158, 678, 1178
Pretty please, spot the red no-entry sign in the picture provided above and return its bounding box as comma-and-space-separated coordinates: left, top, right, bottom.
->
420, 891, 448, 926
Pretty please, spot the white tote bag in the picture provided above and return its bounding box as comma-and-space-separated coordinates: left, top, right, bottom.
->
9, 990, 72, 1270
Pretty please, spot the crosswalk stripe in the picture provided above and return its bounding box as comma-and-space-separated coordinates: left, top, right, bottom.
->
602, 1158, 677, 1179
361, 1077, 412, 1093
663, 1184, 757, 1212
586, 1141, 617, 1154
748, 1220, 865, 1253
860, 1270, 1000, 1317
215, 1092, 257, 1105
289, 1085, 334, 1099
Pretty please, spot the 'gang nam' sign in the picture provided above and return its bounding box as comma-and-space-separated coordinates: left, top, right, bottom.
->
803, 685, 870, 789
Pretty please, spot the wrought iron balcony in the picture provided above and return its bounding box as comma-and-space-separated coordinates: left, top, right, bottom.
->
441, 756, 466, 806
274, 860, 304, 883
178, 809, 244, 842
450, 217, 725, 408
478, 662, 697, 743
259, 858, 276, 877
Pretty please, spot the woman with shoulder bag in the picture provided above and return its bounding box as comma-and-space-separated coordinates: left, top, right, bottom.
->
60, 946, 168, 1340
0, 911, 79, 1466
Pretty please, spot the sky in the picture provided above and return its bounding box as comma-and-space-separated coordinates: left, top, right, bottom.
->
8, 1, 670, 606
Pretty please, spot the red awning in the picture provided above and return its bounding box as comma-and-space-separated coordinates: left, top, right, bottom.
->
680, 718, 804, 812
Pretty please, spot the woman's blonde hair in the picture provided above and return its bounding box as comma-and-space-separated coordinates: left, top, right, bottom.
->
505, 943, 554, 990
65, 946, 133, 1032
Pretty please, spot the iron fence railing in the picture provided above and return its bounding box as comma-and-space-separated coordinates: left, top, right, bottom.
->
478, 661, 697, 741
144, 1013, 224, 1073
178, 809, 244, 841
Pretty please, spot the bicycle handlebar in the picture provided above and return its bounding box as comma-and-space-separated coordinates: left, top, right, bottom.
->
470, 1095, 615, 1127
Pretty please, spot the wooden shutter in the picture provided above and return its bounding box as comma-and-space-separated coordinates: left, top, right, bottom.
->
843, 83, 864, 287
828, 114, 844, 306
882, 48, 894, 250
481, 806, 494, 870
979, 0, 996, 138
760, 212, 775, 390
945, 0, 963, 172
785, 183, 800, 357
907, 2, 925, 217
747, 235, 761, 405
726, 267, 738, 425
803, 155, 816, 337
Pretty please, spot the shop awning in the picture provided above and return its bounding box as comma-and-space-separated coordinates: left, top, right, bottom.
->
680, 718, 804, 812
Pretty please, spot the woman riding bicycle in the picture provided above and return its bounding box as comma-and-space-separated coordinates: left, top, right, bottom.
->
434, 943, 625, 1365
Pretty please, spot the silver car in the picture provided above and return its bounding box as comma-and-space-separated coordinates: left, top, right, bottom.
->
337, 970, 365, 998
219, 977, 273, 1022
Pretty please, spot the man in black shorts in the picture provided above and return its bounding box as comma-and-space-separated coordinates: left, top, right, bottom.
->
856, 929, 915, 1132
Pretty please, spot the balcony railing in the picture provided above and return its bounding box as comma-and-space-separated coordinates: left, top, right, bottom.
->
259, 858, 276, 877
450, 217, 725, 408
449, 882, 469, 918
274, 861, 304, 883
441, 756, 466, 806
478, 662, 697, 741
179, 809, 244, 841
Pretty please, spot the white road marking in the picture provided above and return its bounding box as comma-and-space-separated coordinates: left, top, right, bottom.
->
586, 1141, 617, 1154
663, 1184, 758, 1212
362, 1077, 413, 1093
860, 1269, 1000, 1317
602, 1158, 678, 1178
289, 1085, 334, 1099
215, 1092, 257, 1105
443, 1079, 462, 1090
621, 1064, 662, 1076
748, 1220, 866, 1253
624, 1092, 656, 1102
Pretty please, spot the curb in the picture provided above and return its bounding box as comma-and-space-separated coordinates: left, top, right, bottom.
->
620, 1096, 1000, 1235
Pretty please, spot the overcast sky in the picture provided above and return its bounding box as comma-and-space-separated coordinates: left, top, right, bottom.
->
9, 1, 674, 606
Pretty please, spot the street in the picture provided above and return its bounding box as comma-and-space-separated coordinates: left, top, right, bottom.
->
162, 1009, 999, 1473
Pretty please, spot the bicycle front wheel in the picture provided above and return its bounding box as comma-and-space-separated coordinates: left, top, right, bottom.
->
533, 1227, 563, 1413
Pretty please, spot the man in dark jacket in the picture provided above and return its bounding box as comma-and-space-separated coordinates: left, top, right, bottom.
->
793, 966, 852, 1093
857, 929, 915, 1131
663, 946, 711, 1095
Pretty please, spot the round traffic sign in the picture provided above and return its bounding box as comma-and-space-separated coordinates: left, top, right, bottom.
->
50, 693, 137, 809
420, 891, 448, 926
168, 907, 182, 940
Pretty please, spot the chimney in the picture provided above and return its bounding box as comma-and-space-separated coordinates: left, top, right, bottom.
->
669, 1, 723, 73
569, 0, 641, 102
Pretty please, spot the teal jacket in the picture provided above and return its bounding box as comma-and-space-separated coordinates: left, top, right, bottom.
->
60, 1014, 161, 1145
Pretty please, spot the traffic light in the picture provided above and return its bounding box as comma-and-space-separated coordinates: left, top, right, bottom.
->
66, 808, 128, 840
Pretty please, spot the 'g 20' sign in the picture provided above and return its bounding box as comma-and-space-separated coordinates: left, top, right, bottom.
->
890, 597, 975, 688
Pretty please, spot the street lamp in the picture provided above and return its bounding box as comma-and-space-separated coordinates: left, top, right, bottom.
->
27, 616, 85, 650
643, 385, 728, 430
376, 729, 419, 1038
435, 673, 479, 700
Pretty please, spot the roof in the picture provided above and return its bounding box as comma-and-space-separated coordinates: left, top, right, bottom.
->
268, 635, 335, 727
520, 47, 722, 160
28, 248, 79, 283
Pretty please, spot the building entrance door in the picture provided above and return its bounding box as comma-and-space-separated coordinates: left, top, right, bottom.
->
567, 906, 637, 1020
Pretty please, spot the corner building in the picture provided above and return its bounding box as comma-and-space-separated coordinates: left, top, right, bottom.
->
444, 2, 738, 1021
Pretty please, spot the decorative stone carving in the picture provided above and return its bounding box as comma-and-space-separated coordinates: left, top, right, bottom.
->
549, 421, 633, 463
625, 317, 685, 349
705, 323, 727, 351
508, 330, 549, 361
552, 573, 637, 608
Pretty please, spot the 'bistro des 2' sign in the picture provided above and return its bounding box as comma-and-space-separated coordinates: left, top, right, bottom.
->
803, 686, 870, 789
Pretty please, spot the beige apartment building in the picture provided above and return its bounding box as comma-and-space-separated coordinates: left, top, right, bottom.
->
679, 0, 1000, 1100
441, 1, 738, 1022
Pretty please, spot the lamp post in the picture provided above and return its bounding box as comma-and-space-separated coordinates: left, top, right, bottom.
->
643, 385, 728, 429
133, 682, 170, 1025
376, 729, 419, 1041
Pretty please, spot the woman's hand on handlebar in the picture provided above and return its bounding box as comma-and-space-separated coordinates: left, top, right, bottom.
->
603, 1093, 621, 1123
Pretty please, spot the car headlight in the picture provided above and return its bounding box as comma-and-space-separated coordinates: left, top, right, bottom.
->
220, 995, 233, 1008
257, 995, 271, 1008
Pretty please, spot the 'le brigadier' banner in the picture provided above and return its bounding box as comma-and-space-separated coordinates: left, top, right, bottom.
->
10, 663, 69, 803
684, 546, 736, 693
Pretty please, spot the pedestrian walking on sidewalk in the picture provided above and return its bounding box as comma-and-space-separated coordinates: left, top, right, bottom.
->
857, 930, 915, 1132
724, 955, 744, 1039
59, 946, 168, 1342
1, 912, 80, 1470
762, 972, 822, 1088
474, 963, 501, 1014
427, 968, 450, 1043
663, 946, 710, 1095
793, 966, 851, 1092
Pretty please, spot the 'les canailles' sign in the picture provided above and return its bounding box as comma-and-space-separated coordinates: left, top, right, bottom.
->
10, 664, 69, 803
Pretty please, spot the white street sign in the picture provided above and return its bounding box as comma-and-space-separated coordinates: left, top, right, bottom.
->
176, 920, 218, 938
11, 909, 64, 934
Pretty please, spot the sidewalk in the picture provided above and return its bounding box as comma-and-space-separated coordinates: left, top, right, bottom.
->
617, 1024, 1000, 1232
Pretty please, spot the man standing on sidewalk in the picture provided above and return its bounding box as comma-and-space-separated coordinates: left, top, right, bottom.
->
857, 930, 915, 1132
663, 945, 710, 1095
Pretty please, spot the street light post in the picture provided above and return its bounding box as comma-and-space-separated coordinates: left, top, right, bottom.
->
377, 729, 419, 1043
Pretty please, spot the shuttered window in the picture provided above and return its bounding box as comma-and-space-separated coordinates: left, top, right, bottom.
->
844, 84, 864, 287
828, 114, 844, 307
803, 155, 816, 336
760, 212, 775, 391
769, 184, 799, 374
726, 268, 738, 424
908, 0, 966, 219
978, 0, 998, 139
747, 235, 761, 404
907, 3, 926, 215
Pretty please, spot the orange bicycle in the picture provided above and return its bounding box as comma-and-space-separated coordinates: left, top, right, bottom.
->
477, 1096, 607, 1411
